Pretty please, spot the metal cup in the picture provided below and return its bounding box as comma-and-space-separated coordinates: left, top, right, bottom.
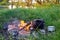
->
48, 26, 55, 32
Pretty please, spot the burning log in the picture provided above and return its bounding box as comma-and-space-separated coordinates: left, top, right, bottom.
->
18, 20, 31, 31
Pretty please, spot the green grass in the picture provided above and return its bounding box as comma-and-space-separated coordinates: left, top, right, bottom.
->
0, 4, 60, 40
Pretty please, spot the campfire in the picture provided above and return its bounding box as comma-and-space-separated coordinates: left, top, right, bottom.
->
3, 18, 56, 40
7, 19, 45, 37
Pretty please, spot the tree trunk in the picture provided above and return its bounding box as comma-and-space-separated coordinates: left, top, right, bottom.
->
26, 0, 32, 7
11, 0, 13, 9
56, 0, 59, 4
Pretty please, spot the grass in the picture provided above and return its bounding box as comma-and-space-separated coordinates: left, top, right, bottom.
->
0, 4, 60, 40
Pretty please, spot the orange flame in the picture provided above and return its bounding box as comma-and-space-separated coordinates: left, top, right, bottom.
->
18, 20, 31, 31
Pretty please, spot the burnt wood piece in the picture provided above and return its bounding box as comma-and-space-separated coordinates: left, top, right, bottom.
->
32, 19, 45, 30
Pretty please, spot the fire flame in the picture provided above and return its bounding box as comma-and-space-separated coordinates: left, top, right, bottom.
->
18, 20, 31, 31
